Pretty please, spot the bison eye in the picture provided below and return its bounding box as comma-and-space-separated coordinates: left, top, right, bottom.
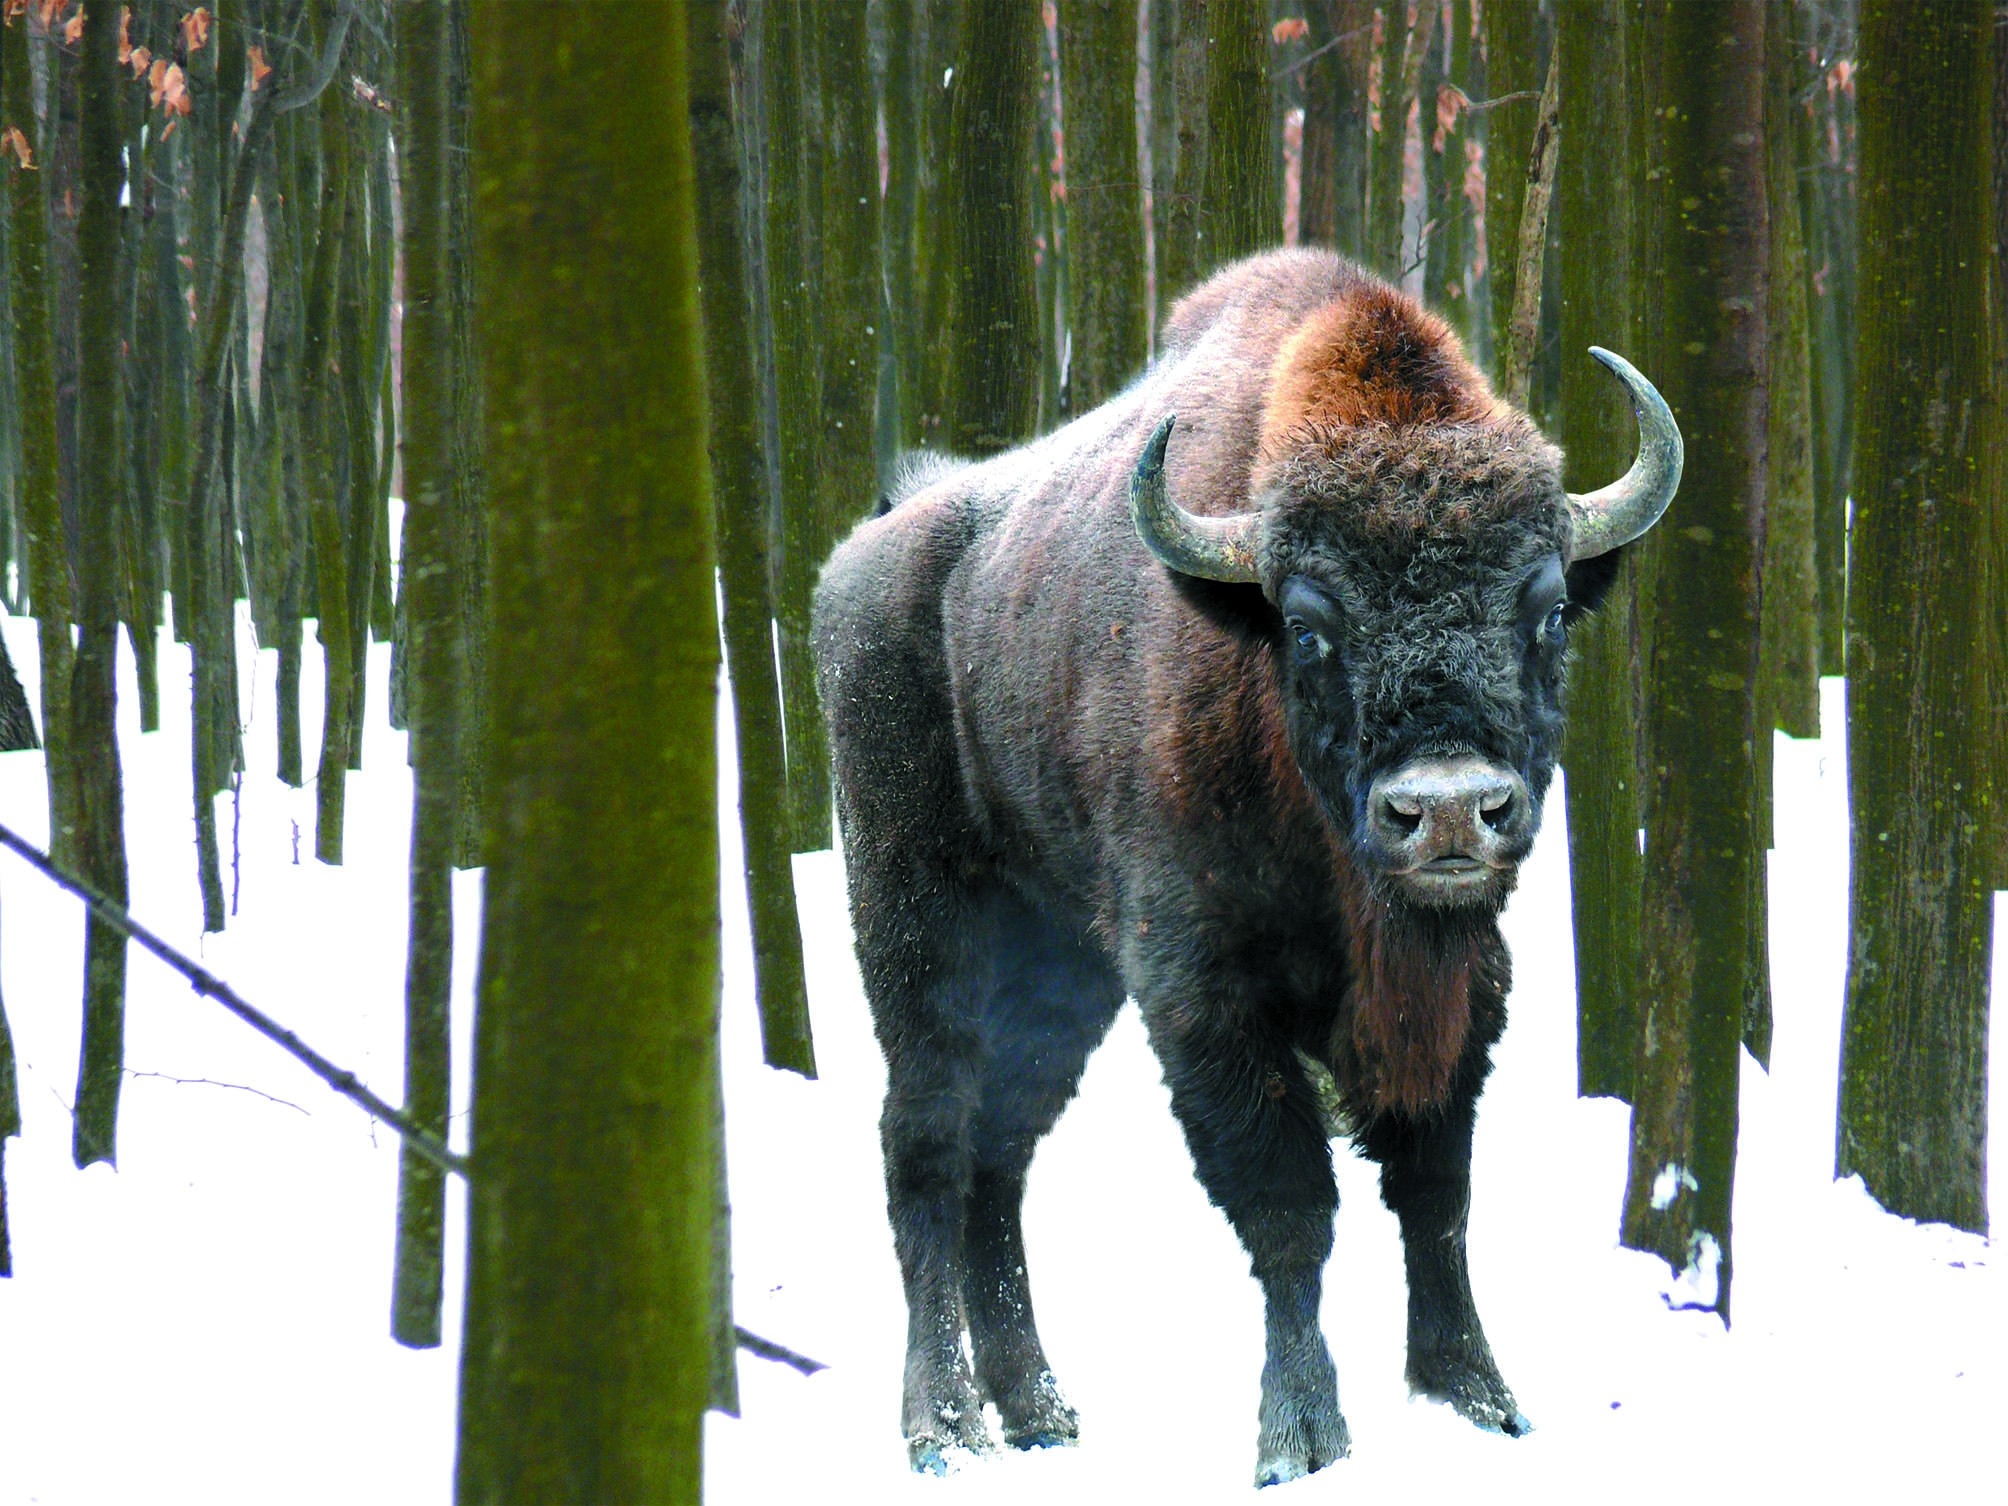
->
1286, 618, 1329, 660
1545, 600, 1568, 638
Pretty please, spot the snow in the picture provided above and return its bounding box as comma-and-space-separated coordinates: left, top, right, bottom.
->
0, 619, 2001, 1503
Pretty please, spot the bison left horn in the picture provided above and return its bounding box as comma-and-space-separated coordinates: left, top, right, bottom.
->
1565, 347, 1684, 560
1130, 414, 1263, 584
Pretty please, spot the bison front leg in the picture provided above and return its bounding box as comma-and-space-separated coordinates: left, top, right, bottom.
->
1142, 992, 1351, 1487
1366, 1091, 1531, 1437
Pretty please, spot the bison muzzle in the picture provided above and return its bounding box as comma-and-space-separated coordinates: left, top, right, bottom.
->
812, 250, 1681, 1485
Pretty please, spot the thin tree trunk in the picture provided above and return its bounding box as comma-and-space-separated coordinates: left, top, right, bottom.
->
1370, 0, 1434, 281
457, 4, 720, 1495
1762, 0, 1819, 742
942, 0, 1043, 455
1059, 0, 1149, 410
304, 42, 355, 865
69, 0, 131, 1170
1, 882, 17, 1276
3, 10, 79, 870
692, 0, 815, 1079
1557, 0, 1643, 1104
1619, 0, 1768, 1323
1429, 0, 1476, 340
817, 2, 881, 542
390, 0, 459, 1351
764, 0, 831, 851
1837, 0, 1994, 1235
1495, 40, 1557, 410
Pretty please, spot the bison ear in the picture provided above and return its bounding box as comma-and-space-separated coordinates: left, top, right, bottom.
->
1562, 547, 1626, 620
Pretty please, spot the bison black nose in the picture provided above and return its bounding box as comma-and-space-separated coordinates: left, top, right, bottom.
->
1365, 757, 1531, 880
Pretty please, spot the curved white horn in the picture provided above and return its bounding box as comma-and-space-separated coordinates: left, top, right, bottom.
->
1566, 347, 1684, 560
1130, 415, 1262, 584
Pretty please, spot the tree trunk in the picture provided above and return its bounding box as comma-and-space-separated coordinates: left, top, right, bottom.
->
3, 10, 80, 871
941, 0, 1042, 455
1197, 0, 1273, 275
691, 0, 816, 1080
764, 0, 832, 851
303, 36, 356, 865
1428, 0, 1477, 342
69, 0, 131, 1170
1058, 0, 1149, 410
1369, 0, 1434, 281
457, 3, 720, 1498
1298, 0, 1372, 262
1482, 0, 1542, 380
1837, 0, 1994, 1235
390, 0, 460, 1352
1618, 0, 1768, 1323
1761, 0, 1819, 742
1556, 0, 1643, 1104
1156, 0, 1208, 315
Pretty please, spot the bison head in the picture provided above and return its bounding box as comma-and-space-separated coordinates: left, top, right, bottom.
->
1131, 327, 1680, 914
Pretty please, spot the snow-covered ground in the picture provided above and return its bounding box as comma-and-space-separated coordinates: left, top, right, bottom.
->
0, 612, 2000, 1505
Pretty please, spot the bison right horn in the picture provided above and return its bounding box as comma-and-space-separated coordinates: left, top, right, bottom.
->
1130, 415, 1264, 584
1565, 347, 1684, 560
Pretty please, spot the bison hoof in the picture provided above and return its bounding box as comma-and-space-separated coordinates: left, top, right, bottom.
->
1409, 1354, 1531, 1438
999, 1369, 1079, 1451
1253, 1364, 1350, 1487
905, 1387, 997, 1474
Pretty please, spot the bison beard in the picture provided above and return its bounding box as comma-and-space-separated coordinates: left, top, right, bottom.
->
812, 250, 1679, 1485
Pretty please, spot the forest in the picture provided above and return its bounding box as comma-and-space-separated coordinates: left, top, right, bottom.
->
0, 0, 2001, 1500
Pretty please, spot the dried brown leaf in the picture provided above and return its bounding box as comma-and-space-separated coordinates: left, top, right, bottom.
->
1272, 16, 1309, 45
179, 4, 208, 53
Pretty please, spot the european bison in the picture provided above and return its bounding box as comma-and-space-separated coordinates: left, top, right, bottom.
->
811, 250, 1681, 1485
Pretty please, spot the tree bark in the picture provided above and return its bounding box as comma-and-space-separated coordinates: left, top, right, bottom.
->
1156, 0, 1208, 314
763, 0, 832, 851
1298, 0, 1372, 262
390, 0, 460, 1352
691, 0, 816, 1079
1058, 0, 1149, 410
1369, 0, 1434, 281
1557, 0, 1643, 1104
1482, 0, 1542, 380
941, 0, 1043, 456
1837, 0, 1994, 1235
1197, 0, 1273, 276
457, 3, 720, 1497
1618, 0, 1768, 1323
3, 9, 79, 871
1761, 0, 1819, 742
69, 0, 132, 1170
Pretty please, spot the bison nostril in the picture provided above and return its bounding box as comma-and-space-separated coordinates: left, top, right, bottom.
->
1382, 797, 1423, 838
1479, 789, 1514, 831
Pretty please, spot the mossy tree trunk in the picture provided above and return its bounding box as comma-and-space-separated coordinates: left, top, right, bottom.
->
1482, 0, 1542, 377
69, 0, 131, 1170
3, 9, 80, 870
1196, 0, 1273, 277
816, 3, 881, 545
1428, 0, 1478, 343
1837, 0, 1994, 1235
1156, 0, 1208, 316
1796, 0, 1856, 677
1761, 0, 1819, 745
941, 0, 1042, 456
457, 2, 721, 1497
1369, 0, 1434, 281
391, 0, 461, 1352
1298, 0, 1372, 262
1557, 0, 1643, 1104
763, 0, 831, 851
1618, 0, 1768, 1323
691, 0, 815, 1080
1058, 0, 1148, 410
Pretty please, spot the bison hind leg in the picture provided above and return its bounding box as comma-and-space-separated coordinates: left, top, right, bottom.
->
963, 896, 1124, 1451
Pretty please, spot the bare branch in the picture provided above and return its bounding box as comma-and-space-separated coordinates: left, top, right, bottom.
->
0, 821, 466, 1179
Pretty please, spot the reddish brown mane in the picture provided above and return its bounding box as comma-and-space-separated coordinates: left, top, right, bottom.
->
1334, 867, 1483, 1116
1259, 284, 1502, 463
